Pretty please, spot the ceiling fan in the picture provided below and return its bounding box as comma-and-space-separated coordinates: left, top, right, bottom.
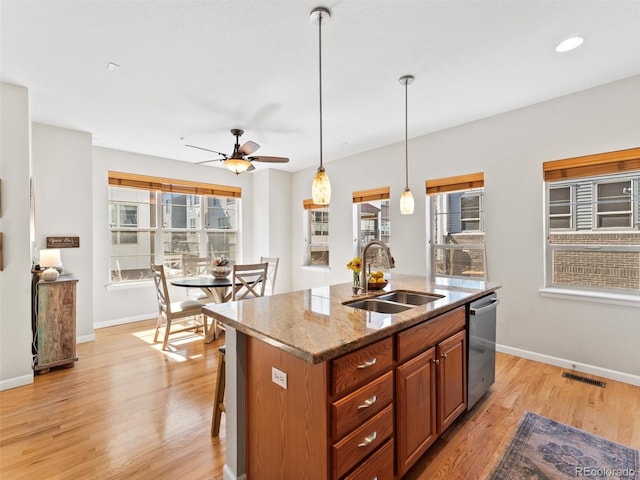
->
185, 128, 289, 174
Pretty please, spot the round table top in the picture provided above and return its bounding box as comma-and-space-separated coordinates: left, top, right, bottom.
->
170, 275, 233, 288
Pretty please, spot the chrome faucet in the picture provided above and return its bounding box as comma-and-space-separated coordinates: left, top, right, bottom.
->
360, 240, 396, 294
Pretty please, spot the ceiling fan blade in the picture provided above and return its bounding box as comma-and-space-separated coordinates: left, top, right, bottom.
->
238, 141, 260, 156
248, 156, 289, 163
185, 143, 228, 157
195, 158, 223, 165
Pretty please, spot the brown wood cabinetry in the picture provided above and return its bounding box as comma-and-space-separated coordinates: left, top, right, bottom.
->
245, 305, 467, 479
395, 306, 467, 477
34, 276, 78, 372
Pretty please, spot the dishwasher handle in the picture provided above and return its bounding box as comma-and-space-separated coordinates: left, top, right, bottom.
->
469, 298, 500, 315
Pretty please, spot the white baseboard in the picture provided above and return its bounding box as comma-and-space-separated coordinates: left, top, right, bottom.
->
497, 344, 640, 387
94, 313, 155, 330
77, 333, 96, 343
223, 465, 246, 480
0, 373, 33, 391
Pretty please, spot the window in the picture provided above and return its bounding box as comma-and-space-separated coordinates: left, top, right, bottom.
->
303, 199, 329, 266
426, 173, 486, 280
543, 147, 640, 295
353, 187, 390, 271
108, 172, 241, 283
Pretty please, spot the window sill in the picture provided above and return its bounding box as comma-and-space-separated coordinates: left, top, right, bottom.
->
539, 287, 640, 308
301, 265, 331, 273
106, 280, 154, 291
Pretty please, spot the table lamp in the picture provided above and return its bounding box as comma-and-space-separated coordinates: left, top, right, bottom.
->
39, 248, 62, 281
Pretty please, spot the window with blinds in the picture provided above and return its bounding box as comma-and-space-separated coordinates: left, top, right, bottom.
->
108, 172, 241, 283
352, 187, 390, 270
303, 199, 329, 267
426, 173, 486, 280
543, 147, 640, 294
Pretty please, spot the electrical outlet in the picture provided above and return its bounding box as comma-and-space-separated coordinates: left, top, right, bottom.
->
272, 367, 287, 389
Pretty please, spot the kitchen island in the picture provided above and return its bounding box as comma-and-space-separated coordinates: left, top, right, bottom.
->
203, 274, 499, 480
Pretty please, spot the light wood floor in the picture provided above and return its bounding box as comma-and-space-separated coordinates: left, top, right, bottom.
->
1, 319, 638, 480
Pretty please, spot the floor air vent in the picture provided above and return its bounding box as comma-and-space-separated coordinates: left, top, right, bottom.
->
562, 372, 606, 388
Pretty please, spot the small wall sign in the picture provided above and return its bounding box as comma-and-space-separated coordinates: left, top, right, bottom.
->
46, 236, 80, 248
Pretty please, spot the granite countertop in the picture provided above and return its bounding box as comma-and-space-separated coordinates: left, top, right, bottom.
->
202, 274, 500, 364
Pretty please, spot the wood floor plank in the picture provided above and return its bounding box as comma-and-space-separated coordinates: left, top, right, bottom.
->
1, 320, 638, 479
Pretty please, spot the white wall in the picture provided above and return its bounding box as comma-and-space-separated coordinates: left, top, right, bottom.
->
91, 146, 256, 327
31, 123, 94, 340
0, 83, 34, 390
252, 169, 292, 294
291, 75, 640, 382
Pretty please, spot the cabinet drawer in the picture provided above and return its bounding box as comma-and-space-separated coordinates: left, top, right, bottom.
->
332, 405, 393, 480
332, 337, 393, 397
342, 438, 394, 480
396, 306, 465, 363
331, 371, 393, 441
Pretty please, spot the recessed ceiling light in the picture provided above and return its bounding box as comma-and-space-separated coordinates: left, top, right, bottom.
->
107, 62, 120, 71
555, 36, 584, 53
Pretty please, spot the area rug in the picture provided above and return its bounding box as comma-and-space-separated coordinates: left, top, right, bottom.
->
490, 411, 638, 479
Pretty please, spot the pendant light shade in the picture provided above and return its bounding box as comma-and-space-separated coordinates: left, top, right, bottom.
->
399, 74, 415, 215
400, 188, 415, 215
310, 7, 331, 205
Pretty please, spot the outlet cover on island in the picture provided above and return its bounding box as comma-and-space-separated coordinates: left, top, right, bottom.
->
271, 367, 287, 389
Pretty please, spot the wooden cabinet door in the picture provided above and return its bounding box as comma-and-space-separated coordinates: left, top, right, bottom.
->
395, 346, 437, 478
437, 329, 467, 434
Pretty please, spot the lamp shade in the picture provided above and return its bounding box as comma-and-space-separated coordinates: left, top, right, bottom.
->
400, 188, 415, 215
225, 158, 251, 175
39, 248, 62, 268
312, 167, 331, 205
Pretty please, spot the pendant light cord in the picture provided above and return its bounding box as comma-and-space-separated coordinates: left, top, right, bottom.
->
404, 79, 409, 189
318, 11, 324, 169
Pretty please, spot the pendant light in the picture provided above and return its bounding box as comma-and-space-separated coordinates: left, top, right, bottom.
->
399, 74, 415, 215
310, 7, 331, 205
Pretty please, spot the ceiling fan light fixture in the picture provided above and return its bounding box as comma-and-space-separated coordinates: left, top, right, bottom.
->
225, 158, 251, 175
399, 74, 415, 215
310, 6, 331, 205
555, 36, 584, 53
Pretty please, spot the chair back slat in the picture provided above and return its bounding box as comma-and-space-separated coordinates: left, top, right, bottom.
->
259, 256, 279, 295
151, 264, 171, 313
182, 255, 211, 276
231, 262, 269, 301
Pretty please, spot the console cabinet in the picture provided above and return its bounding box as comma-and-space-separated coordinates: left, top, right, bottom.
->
34, 276, 78, 372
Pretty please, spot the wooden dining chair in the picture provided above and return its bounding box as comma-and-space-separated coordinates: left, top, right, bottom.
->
259, 256, 279, 295
181, 255, 212, 301
211, 262, 268, 437
231, 262, 269, 300
151, 264, 207, 350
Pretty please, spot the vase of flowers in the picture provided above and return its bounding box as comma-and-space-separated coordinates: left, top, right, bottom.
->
346, 257, 363, 294
212, 256, 231, 278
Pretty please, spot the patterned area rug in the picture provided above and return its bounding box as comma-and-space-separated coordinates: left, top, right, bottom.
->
490, 411, 639, 479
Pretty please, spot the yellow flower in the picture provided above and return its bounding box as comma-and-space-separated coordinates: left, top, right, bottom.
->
346, 257, 363, 273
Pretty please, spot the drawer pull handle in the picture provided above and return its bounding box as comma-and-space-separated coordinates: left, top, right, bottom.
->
357, 358, 377, 369
358, 431, 377, 448
441, 352, 447, 359
433, 358, 440, 366
357, 395, 377, 410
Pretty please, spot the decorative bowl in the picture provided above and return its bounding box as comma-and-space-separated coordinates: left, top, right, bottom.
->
212, 266, 231, 278
367, 280, 388, 291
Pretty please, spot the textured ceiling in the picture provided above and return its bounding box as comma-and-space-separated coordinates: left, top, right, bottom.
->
2, 0, 640, 173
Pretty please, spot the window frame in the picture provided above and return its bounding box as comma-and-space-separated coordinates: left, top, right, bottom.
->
304, 204, 330, 267
542, 148, 640, 298
108, 184, 240, 284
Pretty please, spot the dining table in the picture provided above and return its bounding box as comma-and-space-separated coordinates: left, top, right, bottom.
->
170, 274, 237, 342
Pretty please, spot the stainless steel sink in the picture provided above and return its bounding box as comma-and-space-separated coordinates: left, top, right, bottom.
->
377, 290, 443, 306
345, 299, 413, 314
344, 290, 444, 314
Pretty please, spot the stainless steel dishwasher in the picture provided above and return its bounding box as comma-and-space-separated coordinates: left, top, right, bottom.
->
467, 293, 499, 410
